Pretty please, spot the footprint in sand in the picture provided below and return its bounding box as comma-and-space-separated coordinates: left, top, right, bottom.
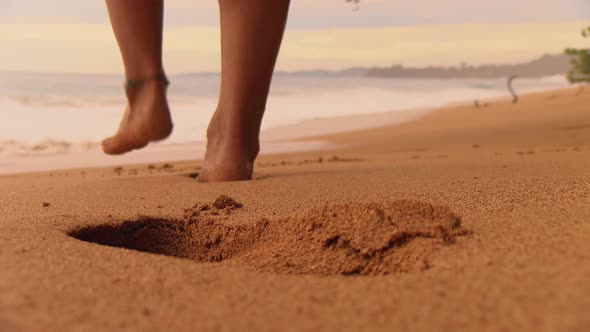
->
185, 172, 200, 179
69, 195, 470, 276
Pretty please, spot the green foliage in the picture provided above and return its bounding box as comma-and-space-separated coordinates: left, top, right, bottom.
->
565, 27, 590, 84
565, 48, 590, 83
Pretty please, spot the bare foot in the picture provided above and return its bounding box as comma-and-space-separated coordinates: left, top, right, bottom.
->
102, 79, 173, 155
198, 111, 260, 182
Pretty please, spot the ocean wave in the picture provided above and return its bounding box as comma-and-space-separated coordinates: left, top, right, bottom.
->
0, 139, 100, 157
1, 95, 125, 108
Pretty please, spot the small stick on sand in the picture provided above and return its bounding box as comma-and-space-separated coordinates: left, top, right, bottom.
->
507, 75, 519, 104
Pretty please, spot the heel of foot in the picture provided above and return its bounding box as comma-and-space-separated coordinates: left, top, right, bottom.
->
198, 162, 253, 182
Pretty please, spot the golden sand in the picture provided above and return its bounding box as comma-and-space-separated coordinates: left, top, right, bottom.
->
1, 89, 589, 331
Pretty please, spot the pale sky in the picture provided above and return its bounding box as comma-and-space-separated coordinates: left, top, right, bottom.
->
1, 0, 589, 73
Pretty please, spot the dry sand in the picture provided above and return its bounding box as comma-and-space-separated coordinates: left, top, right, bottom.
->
1, 89, 589, 331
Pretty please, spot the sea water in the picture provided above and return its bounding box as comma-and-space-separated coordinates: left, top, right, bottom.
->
0, 71, 570, 173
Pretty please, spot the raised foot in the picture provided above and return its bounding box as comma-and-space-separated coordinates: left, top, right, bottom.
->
102, 80, 172, 155
101, 112, 173, 155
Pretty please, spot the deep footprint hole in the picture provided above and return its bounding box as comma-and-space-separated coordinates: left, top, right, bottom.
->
68, 196, 470, 276
69, 217, 254, 263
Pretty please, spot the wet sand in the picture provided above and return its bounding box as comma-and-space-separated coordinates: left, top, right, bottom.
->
1, 88, 589, 331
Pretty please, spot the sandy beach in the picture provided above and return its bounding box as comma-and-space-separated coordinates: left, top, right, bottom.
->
1, 88, 589, 331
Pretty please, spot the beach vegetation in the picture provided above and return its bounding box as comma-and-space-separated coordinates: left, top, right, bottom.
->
565, 27, 590, 94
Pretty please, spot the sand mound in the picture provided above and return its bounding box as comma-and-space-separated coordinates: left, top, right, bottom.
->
247, 200, 469, 275
70, 196, 469, 276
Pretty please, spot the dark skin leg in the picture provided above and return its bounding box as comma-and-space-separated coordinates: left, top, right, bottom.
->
102, 0, 172, 155
200, 0, 291, 182
103, 0, 291, 182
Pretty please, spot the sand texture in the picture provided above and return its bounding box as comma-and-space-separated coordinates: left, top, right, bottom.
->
1, 89, 589, 331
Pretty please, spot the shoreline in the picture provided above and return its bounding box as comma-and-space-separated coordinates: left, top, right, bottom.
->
3, 88, 584, 178
0, 87, 559, 175
0, 105, 434, 175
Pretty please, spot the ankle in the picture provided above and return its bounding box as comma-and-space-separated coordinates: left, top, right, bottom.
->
125, 80, 168, 107
206, 114, 260, 161
207, 129, 260, 160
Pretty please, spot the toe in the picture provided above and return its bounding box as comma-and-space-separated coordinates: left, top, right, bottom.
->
102, 136, 127, 155
102, 134, 149, 155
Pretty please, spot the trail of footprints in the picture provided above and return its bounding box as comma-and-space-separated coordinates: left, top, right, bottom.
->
107, 156, 362, 178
